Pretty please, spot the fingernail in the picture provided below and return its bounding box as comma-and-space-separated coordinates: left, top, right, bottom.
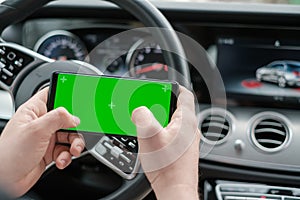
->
131, 106, 152, 127
60, 159, 67, 166
73, 116, 80, 126
76, 145, 83, 152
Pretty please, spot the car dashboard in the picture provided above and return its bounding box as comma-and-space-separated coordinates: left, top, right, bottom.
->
2, 1, 300, 200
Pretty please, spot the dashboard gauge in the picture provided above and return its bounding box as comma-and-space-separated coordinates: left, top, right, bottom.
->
34, 30, 88, 61
127, 40, 168, 79
104, 57, 125, 74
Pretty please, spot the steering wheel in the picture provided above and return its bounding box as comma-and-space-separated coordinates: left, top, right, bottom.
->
0, 0, 191, 199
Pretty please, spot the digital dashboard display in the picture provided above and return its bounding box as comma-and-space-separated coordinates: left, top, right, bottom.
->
217, 37, 300, 108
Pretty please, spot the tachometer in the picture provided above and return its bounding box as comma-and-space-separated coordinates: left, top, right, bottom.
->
127, 40, 168, 79
34, 30, 88, 61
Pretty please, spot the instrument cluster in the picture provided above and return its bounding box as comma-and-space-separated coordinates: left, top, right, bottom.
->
33, 28, 167, 79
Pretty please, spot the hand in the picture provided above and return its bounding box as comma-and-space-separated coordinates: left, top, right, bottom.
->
0, 88, 85, 197
131, 86, 200, 200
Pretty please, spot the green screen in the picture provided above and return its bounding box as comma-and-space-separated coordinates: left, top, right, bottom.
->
53, 73, 173, 137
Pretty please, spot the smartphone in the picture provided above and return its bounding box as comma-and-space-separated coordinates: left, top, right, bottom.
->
48, 71, 179, 179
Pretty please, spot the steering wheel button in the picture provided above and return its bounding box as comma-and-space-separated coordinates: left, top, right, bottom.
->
0, 62, 5, 69
118, 161, 125, 167
14, 60, 22, 67
111, 146, 123, 158
8, 65, 14, 72
2, 68, 13, 77
0, 74, 13, 86
128, 142, 136, 149
95, 144, 107, 155
0, 49, 5, 55
7, 52, 16, 61
1, 74, 7, 80
0, 58, 6, 64
104, 142, 113, 150
120, 154, 131, 163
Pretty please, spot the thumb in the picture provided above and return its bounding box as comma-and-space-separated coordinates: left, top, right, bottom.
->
131, 106, 162, 139
30, 107, 80, 136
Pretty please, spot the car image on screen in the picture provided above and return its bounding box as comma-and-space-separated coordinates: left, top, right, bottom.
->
256, 60, 300, 88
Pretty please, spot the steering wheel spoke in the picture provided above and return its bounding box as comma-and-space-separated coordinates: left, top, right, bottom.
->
0, 42, 53, 93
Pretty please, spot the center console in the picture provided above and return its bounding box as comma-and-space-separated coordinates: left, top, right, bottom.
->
204, 180, 300, 200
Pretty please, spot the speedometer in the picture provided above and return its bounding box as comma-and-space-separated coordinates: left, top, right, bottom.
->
34, 30, 88, 61
127, 40, 168, 79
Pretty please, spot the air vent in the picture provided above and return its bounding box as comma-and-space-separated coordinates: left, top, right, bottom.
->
199, 109, 233, 144
250, 112, 291, 153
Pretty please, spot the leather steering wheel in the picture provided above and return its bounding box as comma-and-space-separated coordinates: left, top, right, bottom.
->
0, 0, 191, 199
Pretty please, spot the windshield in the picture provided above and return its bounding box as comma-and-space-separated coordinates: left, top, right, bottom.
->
4, 0, 296, 5
157, 0, 300, 5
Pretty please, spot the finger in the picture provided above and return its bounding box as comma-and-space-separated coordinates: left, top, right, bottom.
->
30, 87, 49, 105
132, 106, 168, 154
56, 132, 70, 143
69, 134, 85, 157
56, 132, 85, 157
177, 86, 195, 113
169, 86, 196, 128
131, 106, 163, 139
52, 145, 72, 169
29, 107, 80, 136
16, 88, 50, 120
55, 151, 72, 170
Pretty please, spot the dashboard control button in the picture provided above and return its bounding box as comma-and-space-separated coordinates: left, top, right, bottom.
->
2, 68, 13, 77
111, 146, 123, 158
120, 154, 131, 163
0, 49, 5, 55
8, 65, 14, 72
0, 74, 7, 81
7, 52, 16, 61
128, 142, 136, 149
0, 74, 13, 85
95, 144, 107, 155
0, 62, 5, 69
118, 161, 125, 167
104, 142, 113, 150
14, 60, 23, 67
0, 46, 34, 87
234, 139, 245, 152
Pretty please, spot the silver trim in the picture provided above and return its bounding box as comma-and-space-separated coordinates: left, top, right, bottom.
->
33, 30, 89, 62
198, 108, 235, 145
215, 182, 300, 200
72, 60, 103, 75
255, 128, 286, 136
248, 111, 292, 153
89, 136, 140, 180
125, 38, 146, 77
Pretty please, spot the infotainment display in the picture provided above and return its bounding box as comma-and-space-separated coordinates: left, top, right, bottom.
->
217, 37, 300, 108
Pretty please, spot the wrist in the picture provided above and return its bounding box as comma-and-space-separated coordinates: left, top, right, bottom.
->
152, 184, 199, 200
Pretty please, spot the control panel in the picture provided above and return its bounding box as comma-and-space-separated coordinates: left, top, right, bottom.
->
91, 135, 139, 179
0, 46, 33, 87
215, 181, 300, 200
